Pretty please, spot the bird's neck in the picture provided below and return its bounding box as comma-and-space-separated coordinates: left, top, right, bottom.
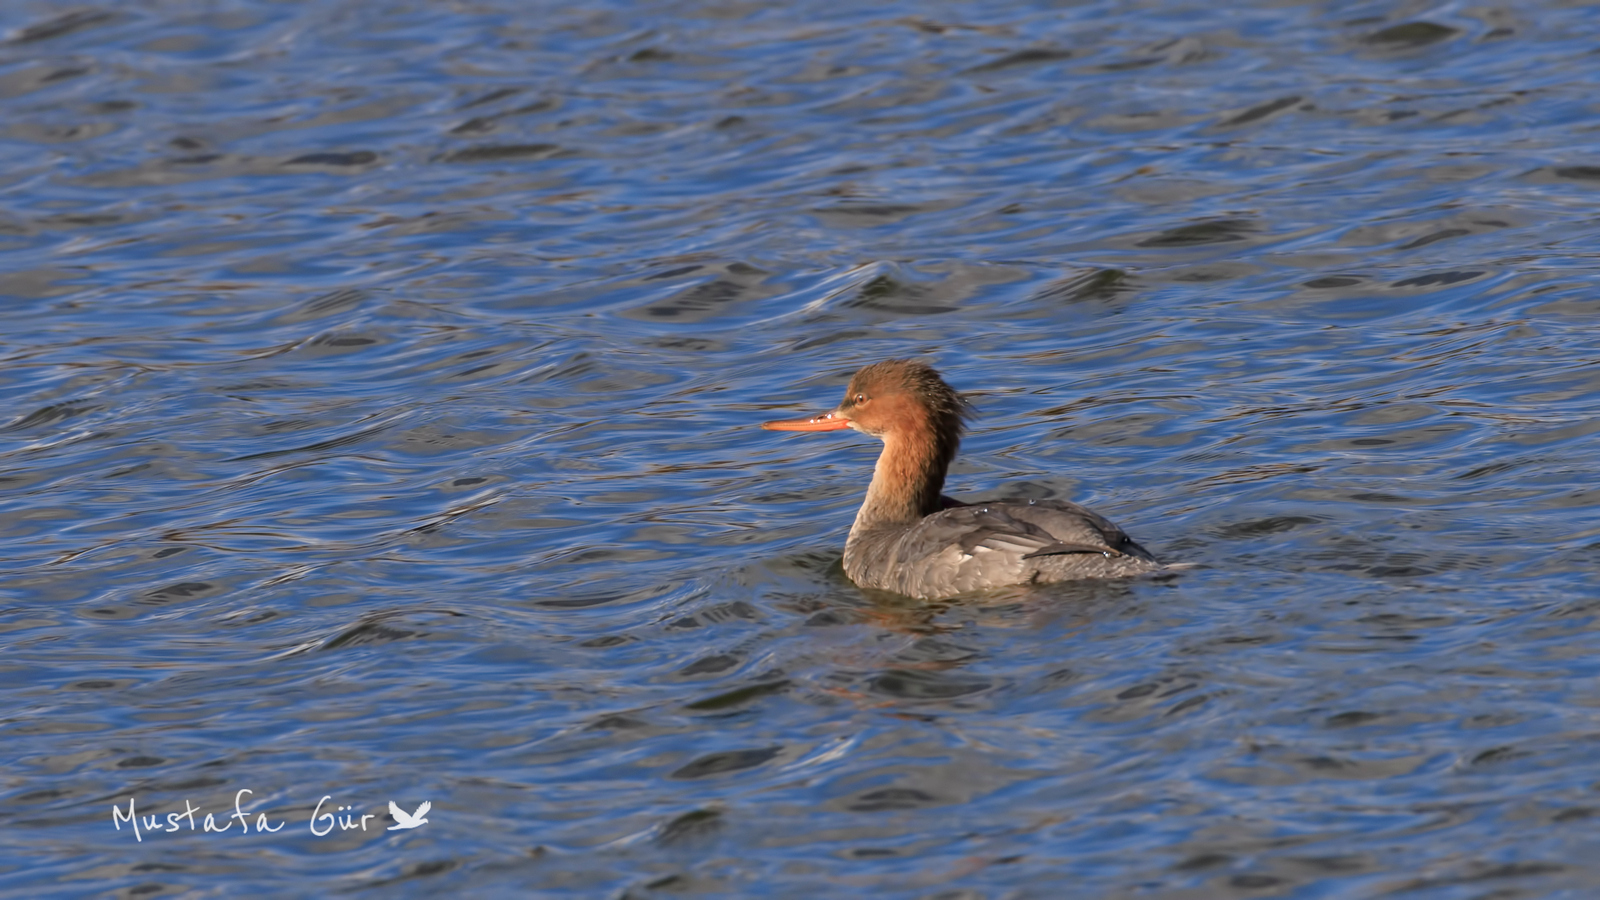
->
848, 422, 952, 539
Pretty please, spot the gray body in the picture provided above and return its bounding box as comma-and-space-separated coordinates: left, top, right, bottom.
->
843, 498, 1159, 599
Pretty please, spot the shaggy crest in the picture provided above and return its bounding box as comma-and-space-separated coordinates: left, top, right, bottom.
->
844, 358, 973, 428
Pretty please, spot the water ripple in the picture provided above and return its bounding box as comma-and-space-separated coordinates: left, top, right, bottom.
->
5, 0, 1600, 896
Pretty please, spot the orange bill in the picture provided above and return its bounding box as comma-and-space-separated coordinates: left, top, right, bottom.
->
760, 412, 852, 432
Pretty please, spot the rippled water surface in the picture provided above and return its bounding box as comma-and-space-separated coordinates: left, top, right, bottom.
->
6, 0, 1600, 896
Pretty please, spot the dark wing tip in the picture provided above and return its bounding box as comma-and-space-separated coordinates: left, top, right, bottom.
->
1021, 541, 1121, 560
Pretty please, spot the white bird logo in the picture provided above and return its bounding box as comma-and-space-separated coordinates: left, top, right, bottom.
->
387, 800, 430, 830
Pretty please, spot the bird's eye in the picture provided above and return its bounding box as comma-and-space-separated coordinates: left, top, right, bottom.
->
855, 393, 866, 404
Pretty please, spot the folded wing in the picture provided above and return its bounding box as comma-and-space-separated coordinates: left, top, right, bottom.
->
887, 500, 1156, 597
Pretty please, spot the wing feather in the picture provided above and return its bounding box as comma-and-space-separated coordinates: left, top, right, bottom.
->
877, 499, 1156, 596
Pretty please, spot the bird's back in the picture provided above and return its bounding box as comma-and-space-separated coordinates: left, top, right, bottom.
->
844, 498, 1158, 599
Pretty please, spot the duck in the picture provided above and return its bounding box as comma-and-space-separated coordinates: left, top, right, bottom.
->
762, 359, 1158, 599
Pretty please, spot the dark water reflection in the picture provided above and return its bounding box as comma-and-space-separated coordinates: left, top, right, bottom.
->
5, 0, 1600, 896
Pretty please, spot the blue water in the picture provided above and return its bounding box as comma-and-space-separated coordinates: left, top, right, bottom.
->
5, 0, 1600, 896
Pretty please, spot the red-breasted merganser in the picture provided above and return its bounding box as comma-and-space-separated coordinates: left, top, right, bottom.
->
762, 359, 1159, 599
